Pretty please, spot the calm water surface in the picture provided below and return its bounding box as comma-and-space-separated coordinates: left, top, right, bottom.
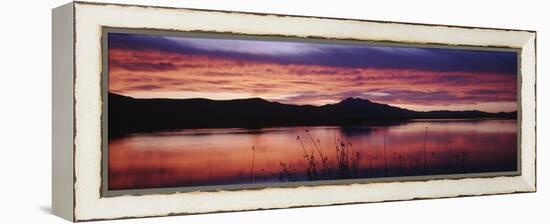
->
108, 119, 517, 190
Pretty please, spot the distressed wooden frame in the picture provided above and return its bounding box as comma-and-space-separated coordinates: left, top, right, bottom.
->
52, 1, 536, 222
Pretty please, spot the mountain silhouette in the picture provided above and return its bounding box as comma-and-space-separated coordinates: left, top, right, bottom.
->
108, 92, 516, 137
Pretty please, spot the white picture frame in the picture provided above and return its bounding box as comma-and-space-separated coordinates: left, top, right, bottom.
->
52, 1, 536, 221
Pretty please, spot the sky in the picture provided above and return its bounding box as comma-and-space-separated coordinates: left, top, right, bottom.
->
108, 33, 518, 112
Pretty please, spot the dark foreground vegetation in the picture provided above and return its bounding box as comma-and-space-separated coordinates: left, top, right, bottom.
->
253, 128, 476, 183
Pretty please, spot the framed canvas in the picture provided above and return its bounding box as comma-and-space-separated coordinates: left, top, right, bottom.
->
52, 1, 537, 222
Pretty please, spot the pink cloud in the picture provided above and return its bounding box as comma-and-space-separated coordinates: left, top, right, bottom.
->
109, 49, 517, 112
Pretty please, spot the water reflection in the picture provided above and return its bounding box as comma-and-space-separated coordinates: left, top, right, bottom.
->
108, 119, 517, 190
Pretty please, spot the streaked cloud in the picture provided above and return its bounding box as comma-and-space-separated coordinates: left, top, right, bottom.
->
109, 33, 518, 74
164, 36, 323, 56
108, 33, 518, 113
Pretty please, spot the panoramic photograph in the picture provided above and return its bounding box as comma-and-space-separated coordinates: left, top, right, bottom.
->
106, 32, 518, 191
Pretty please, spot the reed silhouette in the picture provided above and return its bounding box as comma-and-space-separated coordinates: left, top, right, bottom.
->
250, 127, 472, 183
384, 134, 388, 176
422, 127, 429, 174
250, 146, 256, 183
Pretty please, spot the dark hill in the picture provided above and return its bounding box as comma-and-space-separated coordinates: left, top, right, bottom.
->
108, 92, 516, 137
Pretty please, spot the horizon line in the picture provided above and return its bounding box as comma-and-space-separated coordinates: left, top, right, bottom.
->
108, 92, 517, 114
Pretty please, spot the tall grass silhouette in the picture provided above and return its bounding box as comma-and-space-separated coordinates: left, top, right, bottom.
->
250, 146, 255, 183
252, 127, 470, 183
277, 129, 362, 181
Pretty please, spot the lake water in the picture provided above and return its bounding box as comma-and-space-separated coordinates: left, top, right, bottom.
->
108, 119, 517, 190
